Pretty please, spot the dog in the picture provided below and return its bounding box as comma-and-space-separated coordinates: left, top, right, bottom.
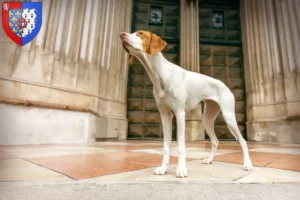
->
120, 30, 253, 178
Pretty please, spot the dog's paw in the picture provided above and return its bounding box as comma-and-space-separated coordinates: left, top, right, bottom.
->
202, 157, 213, 164
176, 163, 188, 178
244, 159, 253, 171
154, 165, 167, 175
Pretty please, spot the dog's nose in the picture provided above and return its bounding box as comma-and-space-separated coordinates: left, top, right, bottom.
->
120, 32, 127, 38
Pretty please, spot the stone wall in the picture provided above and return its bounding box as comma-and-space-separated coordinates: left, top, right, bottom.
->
0, 0, 132, 144
241, 0, 300, 143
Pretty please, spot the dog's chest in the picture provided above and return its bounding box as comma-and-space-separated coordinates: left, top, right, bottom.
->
155, 86, 201, 111
155, 88, 183, 106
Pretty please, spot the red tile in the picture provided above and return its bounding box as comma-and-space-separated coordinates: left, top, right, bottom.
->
26, 151, 194, 180
279, 145, 300, 149
247, 144, 281, 149
186, 143, 212, 148
186, 143, 255, 150
187, 142, 300, 151
246, 143, 300, 149
214, 152, 288, 167
266, 155, 300, 172
95, 145, 163, 151
27, 153, 151, 179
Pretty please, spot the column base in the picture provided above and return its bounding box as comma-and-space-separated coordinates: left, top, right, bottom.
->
247, 119, 300, 144
185, 120, 205, 141
94, 117, 128, 140
0, 103, 128, 145
185, 104, 205, 142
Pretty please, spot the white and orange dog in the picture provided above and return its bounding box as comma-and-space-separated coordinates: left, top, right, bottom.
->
120, 31, 253, 178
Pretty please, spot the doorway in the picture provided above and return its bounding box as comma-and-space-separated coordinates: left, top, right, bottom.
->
127, 0, 180, 140
199, 0, 247, 139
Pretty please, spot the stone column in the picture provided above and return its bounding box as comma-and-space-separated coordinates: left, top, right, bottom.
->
180, 0, 204, 141
0, 0, 132, 144
240, 0, 300, 143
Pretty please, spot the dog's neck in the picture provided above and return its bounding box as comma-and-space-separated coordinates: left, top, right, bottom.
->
135, 52, 169, 98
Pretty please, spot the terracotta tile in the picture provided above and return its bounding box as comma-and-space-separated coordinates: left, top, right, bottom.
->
5, 141, 300, 181
186, 143, 212, 148
214, 152, 288, 167
117, 149, 194, 161
187, 142, 300, 151
250, 147, 300, 155
128, 145, 164, 150
247, 144, 280, 148
95, 141, 285, 151
119, 154, 178, 166
27, 150, 195, 180
90, 141, 163, 148
27, 152, 184, 179
246, 143, 300, 149
103, 151, 192, 164
279, 145, 300, 149
186, 143, 255, 151
106, 151, 148, 159
1, 146, 117, 159
98, 146, 132, 151
27, 153, 152, 179
266, 155, 300, 171
96, 145, 163, 151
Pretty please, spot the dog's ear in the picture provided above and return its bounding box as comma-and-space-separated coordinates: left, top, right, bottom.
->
149, 33, 167, 55
129, 55, 135, 65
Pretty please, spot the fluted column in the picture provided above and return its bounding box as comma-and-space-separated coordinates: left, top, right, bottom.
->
180, 0, 200, 72
180, 0, 204, 141
0, 0, 132, 142
241, 0, 300, 143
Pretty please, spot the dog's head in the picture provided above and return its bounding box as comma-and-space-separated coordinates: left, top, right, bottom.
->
119, 30, 167, 65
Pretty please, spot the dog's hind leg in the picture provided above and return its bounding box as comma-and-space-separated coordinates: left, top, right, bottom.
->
202, 100, 220, 164
219, 92, 253, 171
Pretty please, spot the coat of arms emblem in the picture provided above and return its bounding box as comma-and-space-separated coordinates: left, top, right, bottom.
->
2, 2, 42, 46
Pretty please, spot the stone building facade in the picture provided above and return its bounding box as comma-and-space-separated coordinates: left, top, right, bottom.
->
0, 0, 299, 145
241, 0, 300, 143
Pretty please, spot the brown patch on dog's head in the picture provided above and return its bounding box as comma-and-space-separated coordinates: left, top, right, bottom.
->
136, 30, 167, 55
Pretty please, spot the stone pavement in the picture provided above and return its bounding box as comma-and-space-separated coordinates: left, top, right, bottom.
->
1, 182, 300, 200
1, 141, 300, 182
1, 141, 300, 199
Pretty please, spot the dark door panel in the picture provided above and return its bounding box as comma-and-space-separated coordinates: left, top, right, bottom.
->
127, 0, 179, 139
199, 0, 246, 140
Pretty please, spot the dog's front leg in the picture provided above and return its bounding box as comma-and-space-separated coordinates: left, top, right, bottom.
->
175, 111, 187, 178
154, 111, 173, 175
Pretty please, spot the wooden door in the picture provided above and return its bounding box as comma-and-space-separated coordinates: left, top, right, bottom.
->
127, 0, 180, 139
199, 0, 247, 139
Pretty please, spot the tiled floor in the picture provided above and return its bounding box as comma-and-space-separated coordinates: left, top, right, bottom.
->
214, 152, 287, 167
0, 159, 71, 181
0, 141, 300, 182
27, 152, 184, 179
